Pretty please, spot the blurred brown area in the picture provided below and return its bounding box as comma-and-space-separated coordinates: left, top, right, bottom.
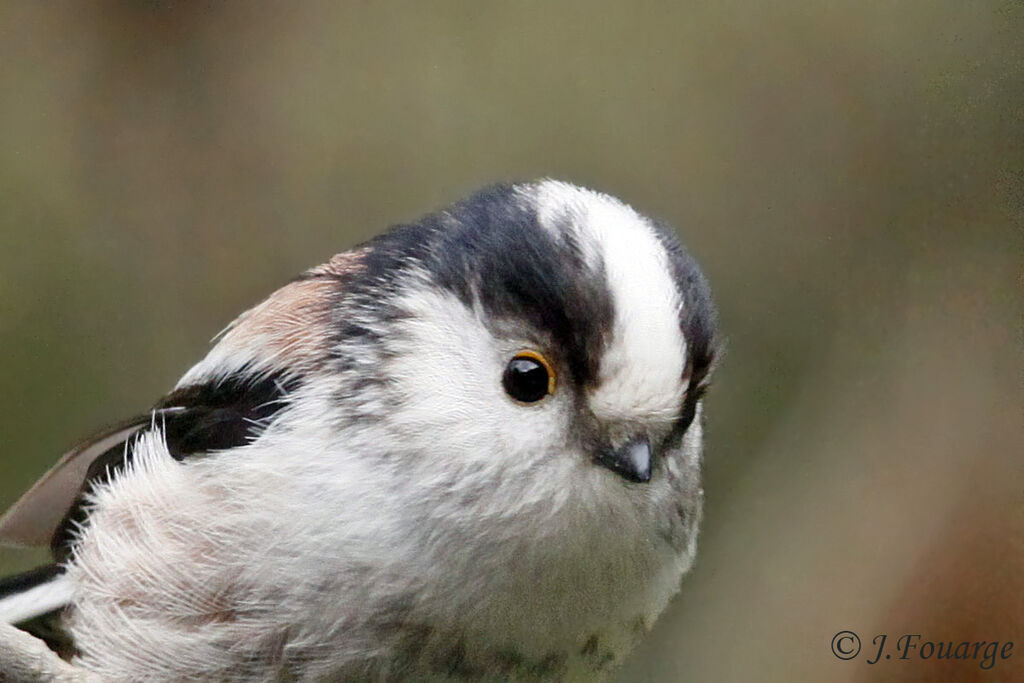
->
0, 2, 1019, 680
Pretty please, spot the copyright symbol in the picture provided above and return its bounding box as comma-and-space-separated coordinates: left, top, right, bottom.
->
831, 630, 861, 660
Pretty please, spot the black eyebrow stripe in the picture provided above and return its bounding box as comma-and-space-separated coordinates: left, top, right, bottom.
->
339, 184, 616, 390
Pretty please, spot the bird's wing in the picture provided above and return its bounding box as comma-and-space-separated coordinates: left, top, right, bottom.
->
0, 372, 295, 556
0, 417, 155, 548
0, 252, 362, 557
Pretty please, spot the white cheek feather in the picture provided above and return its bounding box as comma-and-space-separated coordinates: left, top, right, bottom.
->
532, 180, 688, 422
371, 284, 696, 659
384, 284, 568, 469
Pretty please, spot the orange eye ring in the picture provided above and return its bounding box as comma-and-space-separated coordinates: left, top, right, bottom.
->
502, 350, 556, 403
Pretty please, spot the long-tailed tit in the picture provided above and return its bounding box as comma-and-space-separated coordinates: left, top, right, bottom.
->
0, 180, 717, 681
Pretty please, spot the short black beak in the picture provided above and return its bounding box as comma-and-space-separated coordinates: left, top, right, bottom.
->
596, 438, 652, 483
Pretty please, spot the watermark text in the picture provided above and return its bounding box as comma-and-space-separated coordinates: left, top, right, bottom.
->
831, 630, 1014, 670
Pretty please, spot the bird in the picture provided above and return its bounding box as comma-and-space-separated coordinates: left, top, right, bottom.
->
0, 180, 717, 681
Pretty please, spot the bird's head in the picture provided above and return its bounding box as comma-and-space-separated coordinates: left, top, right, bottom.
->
286, 181, 720, 557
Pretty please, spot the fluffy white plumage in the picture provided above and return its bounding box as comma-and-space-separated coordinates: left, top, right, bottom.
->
0, 180, 716, 681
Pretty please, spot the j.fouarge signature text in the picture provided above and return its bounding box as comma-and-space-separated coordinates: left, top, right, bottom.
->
831, 630, 1015, 670
866, 634, 1013, 669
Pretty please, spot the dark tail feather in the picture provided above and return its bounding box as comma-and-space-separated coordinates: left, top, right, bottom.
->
0, 564, 61, 601
0, 564, 74, 657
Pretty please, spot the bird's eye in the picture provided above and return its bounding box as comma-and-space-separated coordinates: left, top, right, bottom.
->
502, 350, 555, 404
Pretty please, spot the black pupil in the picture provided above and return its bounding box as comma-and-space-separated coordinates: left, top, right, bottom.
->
503, 357, 549, 403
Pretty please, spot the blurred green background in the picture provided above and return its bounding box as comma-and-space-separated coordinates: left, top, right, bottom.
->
0, 2, 1020, 681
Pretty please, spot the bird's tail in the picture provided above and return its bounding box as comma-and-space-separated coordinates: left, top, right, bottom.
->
0, 564, 71, 626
